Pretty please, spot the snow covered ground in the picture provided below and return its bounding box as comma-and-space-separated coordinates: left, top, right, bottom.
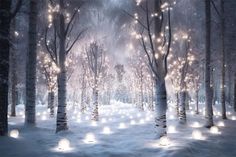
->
1, 101, 236, 157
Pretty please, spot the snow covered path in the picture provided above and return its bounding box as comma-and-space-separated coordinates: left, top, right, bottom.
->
1, 102, 236, 157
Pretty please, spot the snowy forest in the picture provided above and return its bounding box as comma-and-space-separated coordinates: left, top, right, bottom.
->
0, 0, 236, 156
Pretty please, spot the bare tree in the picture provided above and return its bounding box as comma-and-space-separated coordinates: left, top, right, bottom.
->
45, 0, 85, 132
205, 0, 214, 127
25, 0, 38, 125
0, 0, 22, 136
86, 41, 106, 121
125, 0, 172, 138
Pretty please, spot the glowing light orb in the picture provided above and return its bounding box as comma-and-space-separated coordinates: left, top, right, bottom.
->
118, 123, 126, 129
37, 112, 41, 116
91, 121, 97, 127
159, 136, 170, 146
145, 116, 151, 121
137, 113, 141, 118
102, 126, 112, 134
41, 115, 47, 121
139, 119, 145, 124
83, 133, 96, 144
85, 116, 89, 120
217, 121, 225, 127
76, 118, 81, 123
58, 138, 70, 150
9, 129, 19, 138
192, 122, 201, 128
167, 125, 176, 133
192, 130, 203, 140
231, 116, 236, 120
101, 118, 107, 123
169, 115, 175, 120
19, 111, 23, 116
210, 126, 220, 134
130, 120, 136, 125
227, 111, 231, 115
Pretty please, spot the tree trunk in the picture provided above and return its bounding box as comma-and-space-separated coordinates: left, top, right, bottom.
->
0, 0, 12, 136
234, 75, 236, 112
10, 30, 18, 117
195, 90, 199, 114
220, 0, 227, 119
80, 76, 86, 113
205, 0, 214, 127
25, 0, 38, 125
48, 91, 54, 116
155, 79, 167, 138
56, 0, 68, 132
10, 51, 17, 117
176, 92, 179, 116
179, 91, 187, 124
91, 86, 99, 121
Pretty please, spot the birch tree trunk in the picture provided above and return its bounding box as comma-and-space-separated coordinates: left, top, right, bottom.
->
205, 0, 214, 127
80, 75, 86, 113
10, 50, 17, 117
155, 79, 167, 137
92, 85, 99, 121
234, 75, 236, 112
25, 0, 38, 125
56, 1, 68, 132
220, 0, 227, 119
0, 0, 11, 136
48, 91, 54, 116
195, 90, 199, 114
176, 92, 180, 116
179, 91, 187, 124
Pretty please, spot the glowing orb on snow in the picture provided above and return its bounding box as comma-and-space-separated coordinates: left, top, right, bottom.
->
83, 133, 97, 144
231, 116, 236, 120
130, 120, 136, 125
41, 115, 47, 121
58, 138, 70, 150
85, 116, 89, 120
139, 119, 145, 124
101, 118, 107, 123
217, 121, 225, 127
102, 126, 112, 134
37, 112, 41, 116
192, 130, 203, 140
190, 111, 195, 115
76, 118, 81, 123
227, 111, 231, 115
210, 126, 220, 134
137, 113, 141, 118
169, 115, 175, 120
159, 136, 170, 146
118, 123, 126, 129
90, 121, 97, 127
9, 129, 19, 138
167, 125, 176, 133
192, 122, 201, 128
19, 111, 23, 116
129, 116, 133, 119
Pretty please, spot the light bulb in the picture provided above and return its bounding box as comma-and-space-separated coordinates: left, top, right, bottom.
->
192, 130, 203, 140
159, 136, 170, 146
9, 129, 19, 138
58, 138, 70, 150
